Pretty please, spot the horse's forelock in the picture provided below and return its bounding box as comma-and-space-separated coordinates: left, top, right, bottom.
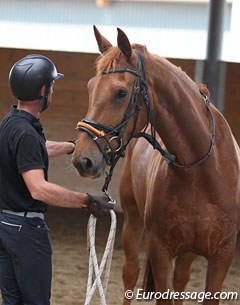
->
95, 44, 148, 73
96, 47, 122, 73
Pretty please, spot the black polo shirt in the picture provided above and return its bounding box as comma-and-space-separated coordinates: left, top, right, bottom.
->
0, 106, 48, 212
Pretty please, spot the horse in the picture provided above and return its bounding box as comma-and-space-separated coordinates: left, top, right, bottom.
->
72, 26, 240, 305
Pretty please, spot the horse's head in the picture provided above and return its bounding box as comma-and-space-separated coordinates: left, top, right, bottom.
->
73, 26, 149, 179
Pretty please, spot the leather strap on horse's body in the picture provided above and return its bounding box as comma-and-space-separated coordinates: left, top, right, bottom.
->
76, 51, 216, 191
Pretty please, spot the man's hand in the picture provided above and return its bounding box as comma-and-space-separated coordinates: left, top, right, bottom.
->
86, 193, 114, 218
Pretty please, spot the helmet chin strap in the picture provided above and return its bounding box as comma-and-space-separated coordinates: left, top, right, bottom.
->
40, 84, 51, 113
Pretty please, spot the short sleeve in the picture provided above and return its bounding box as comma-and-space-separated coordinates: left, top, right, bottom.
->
15, 133, 46, 173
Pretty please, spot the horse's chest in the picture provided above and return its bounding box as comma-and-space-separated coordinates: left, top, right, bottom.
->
148, 203, 234, 256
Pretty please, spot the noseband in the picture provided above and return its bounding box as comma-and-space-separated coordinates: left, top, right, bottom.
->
76, 51, 215, 192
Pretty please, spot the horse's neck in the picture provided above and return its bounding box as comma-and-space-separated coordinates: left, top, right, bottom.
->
149, 59, 212, 165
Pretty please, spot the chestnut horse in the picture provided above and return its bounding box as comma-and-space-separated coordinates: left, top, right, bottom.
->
72, 26, 240, 305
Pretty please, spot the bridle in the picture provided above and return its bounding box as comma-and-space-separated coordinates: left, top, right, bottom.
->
76, 51, 151, 191
76, 51, 216, 192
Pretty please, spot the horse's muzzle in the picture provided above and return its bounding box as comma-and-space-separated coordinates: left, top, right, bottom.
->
72, 152, 106, 179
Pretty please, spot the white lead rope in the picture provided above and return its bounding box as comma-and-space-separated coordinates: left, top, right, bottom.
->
84, 210, 117, 305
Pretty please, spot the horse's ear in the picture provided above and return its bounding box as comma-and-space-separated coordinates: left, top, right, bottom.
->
117, 28, 132, 61
93, 25, 112, 54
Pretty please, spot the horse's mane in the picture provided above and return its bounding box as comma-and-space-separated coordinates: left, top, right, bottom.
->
196, 82, 210, 97
95, 43, 209, 100
96, 43, 191, 84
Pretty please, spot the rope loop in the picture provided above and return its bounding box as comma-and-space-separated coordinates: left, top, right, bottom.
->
84, 210, 117, 305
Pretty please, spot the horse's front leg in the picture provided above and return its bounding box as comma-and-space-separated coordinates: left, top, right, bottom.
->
203, 235, 236, 305
120, 164, 144, 305
146, 239, 174, 305
173, 252, 197, 305
121, 203, 144, 305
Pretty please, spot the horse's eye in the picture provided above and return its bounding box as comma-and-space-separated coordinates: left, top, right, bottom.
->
116, 89, 127, 99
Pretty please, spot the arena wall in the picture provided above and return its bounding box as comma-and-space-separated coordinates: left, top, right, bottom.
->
0, 48, 239, 206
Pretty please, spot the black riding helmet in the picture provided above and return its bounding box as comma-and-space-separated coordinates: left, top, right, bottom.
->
9, 54, 64, 101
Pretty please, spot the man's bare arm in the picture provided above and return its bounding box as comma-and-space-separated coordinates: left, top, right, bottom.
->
46, 140, 75, 157
22, 168, 87, 208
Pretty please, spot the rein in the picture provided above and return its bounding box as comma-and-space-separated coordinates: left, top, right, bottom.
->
76, 51, 216, 191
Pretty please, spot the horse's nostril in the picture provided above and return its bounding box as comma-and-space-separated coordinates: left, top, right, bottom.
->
81, 157, 93, 170
73, 153, 106, 178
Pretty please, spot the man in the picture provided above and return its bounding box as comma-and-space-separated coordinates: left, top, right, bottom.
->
0, 54, 114, 305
